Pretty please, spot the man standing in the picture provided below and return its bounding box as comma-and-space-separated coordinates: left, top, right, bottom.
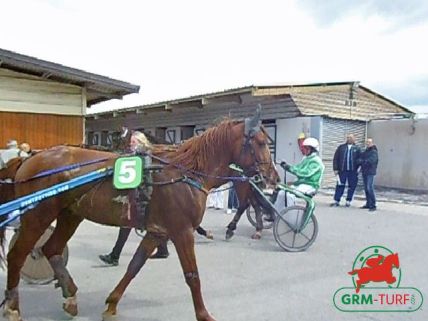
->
359, 138, 378, 212
1, 139, 26, 165
331, 134, 361, 207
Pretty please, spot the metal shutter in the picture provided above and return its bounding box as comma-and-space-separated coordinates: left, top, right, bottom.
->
321, 117, 366, 187
263, 123, 277, 162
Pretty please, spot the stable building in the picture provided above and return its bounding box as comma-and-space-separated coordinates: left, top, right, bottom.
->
85, 82, 412, 187
0, 48, 139, 149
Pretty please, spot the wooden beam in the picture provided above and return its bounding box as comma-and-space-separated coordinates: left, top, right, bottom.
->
253, 84, 348, 96
87, 88, 124, 100
42, 72, 52, 79
164, 99, 204, 109
185, 99, 204, 108
203, 94, 242, 105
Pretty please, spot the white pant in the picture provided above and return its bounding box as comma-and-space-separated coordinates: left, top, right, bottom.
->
207, 184, 228, 209
273, 184, 316, 214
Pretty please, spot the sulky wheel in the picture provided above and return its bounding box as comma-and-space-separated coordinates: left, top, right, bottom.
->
273, 205, 318, 252
246, 206, 273, 229
9, 225, 69, 285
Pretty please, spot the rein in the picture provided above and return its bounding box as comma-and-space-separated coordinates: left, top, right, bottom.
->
1, 157, 112, 185
149, 153, 249, 182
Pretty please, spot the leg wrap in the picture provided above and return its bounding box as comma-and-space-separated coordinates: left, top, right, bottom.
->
184, 271, 199, 281
3, 288, 18, 303
2, 287, 19, 314
49, 255, 75, 298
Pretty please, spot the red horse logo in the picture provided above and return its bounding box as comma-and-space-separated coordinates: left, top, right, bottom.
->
348, 253, 400, 293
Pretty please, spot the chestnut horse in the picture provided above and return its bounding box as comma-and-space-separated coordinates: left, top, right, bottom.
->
120, 125, 276, 240
0, 158, 23, 206
0, 114, 278, 321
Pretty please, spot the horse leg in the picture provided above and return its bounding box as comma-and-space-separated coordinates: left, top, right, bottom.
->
42, 212, 83, 317
172, 228, 216, 321
3, 215, 55, 321
355, 279, 362, 293
196, 226, 213, 240
102, 232, 165, 320
251, 203, 263, 240
225, 204, 248, 240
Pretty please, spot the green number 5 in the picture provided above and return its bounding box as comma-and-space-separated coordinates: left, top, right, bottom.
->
113, 156, 143, 189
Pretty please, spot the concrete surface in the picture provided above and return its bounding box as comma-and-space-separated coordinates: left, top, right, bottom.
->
0, 195, 427, 321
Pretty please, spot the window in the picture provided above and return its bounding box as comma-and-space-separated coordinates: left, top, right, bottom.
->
106, 133, 113, 147
195, 128, 205, 136
166, 129, 176, 143
92, 133, 100, 146
181, 126, 195, 140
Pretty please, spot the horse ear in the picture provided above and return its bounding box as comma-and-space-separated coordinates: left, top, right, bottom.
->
121, 126, 129, 138
244, 104, 262, 136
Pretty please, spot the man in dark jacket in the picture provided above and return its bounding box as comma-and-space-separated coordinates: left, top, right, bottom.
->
359, 138, 378, 211
331, 134, 361, 207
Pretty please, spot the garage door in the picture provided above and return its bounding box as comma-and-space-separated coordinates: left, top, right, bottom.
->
321, 117, 366, 187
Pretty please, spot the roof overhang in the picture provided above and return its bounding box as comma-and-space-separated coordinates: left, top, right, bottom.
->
0, 48, 140, 106
86, 82, 414, 120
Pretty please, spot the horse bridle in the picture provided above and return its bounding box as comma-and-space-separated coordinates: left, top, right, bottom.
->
238, 128, 275, 182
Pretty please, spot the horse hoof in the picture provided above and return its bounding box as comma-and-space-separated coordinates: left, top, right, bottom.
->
251, 232, 262, 240
206, 231, 214, 240
3, 308, 22, 321
225, 229, 234, 240
102, 310, 117, 321
63, 295, 78, 317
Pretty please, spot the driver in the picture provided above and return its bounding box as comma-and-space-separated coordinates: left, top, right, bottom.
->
273, 137, 325, 214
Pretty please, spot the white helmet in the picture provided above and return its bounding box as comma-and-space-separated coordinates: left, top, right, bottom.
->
303, 137, 319, 151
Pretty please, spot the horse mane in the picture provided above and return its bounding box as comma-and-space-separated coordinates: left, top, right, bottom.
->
168, 119, 238, 172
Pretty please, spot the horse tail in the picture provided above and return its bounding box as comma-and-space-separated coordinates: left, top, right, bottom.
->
348, 269, 359, 275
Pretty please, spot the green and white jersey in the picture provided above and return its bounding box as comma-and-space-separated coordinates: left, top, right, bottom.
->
287, 153, 325, 190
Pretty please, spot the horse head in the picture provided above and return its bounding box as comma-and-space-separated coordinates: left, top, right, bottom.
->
232, 105, 279, 187
111, 126, 132, 152
391, 253, 400, 269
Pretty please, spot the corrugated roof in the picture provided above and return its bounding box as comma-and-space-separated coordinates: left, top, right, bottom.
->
0, 48, 140, 106
88, 81, 413, 119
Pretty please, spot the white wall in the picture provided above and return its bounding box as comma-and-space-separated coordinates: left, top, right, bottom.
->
276, 117, 321, 182
368, 118, 428, 191
0, 68, 84, 116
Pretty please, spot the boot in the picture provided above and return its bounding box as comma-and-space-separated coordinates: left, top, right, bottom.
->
99, 253, 119, 266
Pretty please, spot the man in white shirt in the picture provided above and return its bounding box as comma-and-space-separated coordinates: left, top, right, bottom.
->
1, 139, 26, 166
331, 134, 361, 207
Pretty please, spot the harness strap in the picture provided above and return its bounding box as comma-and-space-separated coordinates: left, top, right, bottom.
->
182, 176, 209, 195
22, 157, 111, 183
0, 167, 113, 226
